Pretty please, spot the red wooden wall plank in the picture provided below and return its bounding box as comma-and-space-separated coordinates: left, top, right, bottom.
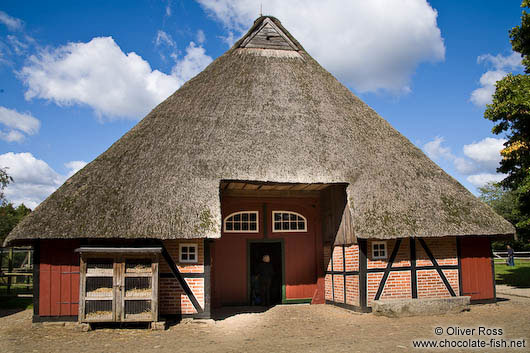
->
38, 240, 80, 317
460, 237, 494, 301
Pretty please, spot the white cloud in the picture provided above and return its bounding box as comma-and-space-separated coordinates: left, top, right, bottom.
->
20, 37, 212, 120
155, 30, 176, 48
423, 136, 507, 189
7, 34, 28, 55
470, 70, 507, 106
197, 0, 445, 94
0, 152, 87, 208
470, 52, 523, 107
463, 137, 505, 168
171, 42, 212, 84
197, 30, 206, 44
478, 52, 522, 71
0, 11, 23, 31
0, 106, 40, 142
64, 160, 88, 177
165, 0, 172, 17
467, 173, 506, 188
423, 136, 452, 160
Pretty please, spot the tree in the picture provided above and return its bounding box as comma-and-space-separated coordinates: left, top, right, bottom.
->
0, 167, 13, 205
0, 167, 32, 244
484, 1, 530, 240
511, 0, 530, 73
0, 203, 32, 244
478, 182, 528, 243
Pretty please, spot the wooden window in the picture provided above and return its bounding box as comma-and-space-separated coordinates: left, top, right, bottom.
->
272, 211, 307, 232
224, 211, 259, 233
179, 244, 198, 263
372, 241, 387, 260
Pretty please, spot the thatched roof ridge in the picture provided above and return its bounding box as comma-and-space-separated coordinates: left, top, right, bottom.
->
5, 16, 514, 245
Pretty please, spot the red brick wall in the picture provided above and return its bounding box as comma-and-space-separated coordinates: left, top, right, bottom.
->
325, 274, 333, 301
159, 239, 205, 315
417, 269, 459, 299
379, 271, 411, 301
366, 237, 459, 305
367, 239, 410, 269
326, 244, 360, 305
326, 237, 460, 309
345, 245, 359, 271
345, 275, 359, 306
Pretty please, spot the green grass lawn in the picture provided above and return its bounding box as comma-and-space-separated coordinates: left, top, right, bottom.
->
495, 259, 530, 288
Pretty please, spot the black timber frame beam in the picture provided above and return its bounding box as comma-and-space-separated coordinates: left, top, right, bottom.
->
374, 239, 402, 301
359, 239, 367, 309
410, 238, 418, 298
159, 241, 204, 314
417, 238, 456, 297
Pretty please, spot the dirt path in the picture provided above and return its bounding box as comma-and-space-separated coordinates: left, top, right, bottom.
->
1, 296, 529, 353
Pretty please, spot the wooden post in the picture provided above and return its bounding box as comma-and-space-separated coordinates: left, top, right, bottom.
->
7, 247, 13, 294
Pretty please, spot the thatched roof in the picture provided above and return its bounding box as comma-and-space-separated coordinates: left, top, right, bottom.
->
5, 16, 514, 245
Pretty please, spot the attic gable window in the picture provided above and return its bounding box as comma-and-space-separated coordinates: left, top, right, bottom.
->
372, 241, 387, 260
224, 211, 259, 233
272, 211, 307, 232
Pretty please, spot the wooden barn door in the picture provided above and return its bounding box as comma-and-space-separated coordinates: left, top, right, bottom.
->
39, 240, 80, 317
459, 237, 494, 301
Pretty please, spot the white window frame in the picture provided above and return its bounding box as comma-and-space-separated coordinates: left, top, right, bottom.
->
223, 211, 259, 233
179, 243, 198, 263
272, 211, 307, 233
372, 241, 387, 260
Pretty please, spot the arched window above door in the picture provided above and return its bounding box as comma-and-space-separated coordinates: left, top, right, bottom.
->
272, 211, 307, 232
223, 211, 259, 233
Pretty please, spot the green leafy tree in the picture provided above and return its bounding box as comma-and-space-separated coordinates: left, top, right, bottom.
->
479, 182, 528, 243
511, 0, 530, 73
0, 203, 32, 244
484, 1, 530, 240
0, 167, 32, 243
0, 167, 13, 205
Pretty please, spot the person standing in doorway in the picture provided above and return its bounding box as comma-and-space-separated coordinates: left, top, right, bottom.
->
257, 254, 275, 306
506, 245, 515, 266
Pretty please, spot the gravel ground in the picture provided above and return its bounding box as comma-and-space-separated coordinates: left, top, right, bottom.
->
1, 295, 529, 353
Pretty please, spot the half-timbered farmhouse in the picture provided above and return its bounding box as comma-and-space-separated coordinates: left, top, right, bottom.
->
5, 16, 514, 323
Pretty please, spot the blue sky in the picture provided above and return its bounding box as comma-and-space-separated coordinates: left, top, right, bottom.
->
0, 0, 525, 208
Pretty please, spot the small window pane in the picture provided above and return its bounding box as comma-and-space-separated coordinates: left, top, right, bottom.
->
272, 212, 307, 232
224, 212, 259, 233
189, 253, 196, 261
182, 253, 188, 260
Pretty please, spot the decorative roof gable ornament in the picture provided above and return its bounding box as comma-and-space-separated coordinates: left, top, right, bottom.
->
240, 17, 299, 51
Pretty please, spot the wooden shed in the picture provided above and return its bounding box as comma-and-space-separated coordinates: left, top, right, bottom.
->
5, 16, 514, 321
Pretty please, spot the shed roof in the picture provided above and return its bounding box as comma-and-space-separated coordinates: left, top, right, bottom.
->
5, 16, 514, 245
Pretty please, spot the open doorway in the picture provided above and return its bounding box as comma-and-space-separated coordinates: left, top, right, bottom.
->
249, 241, 283, 306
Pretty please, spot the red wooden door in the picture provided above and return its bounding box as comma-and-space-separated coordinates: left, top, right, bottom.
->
39, 240, 80, 316
459, 237, 494, 301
